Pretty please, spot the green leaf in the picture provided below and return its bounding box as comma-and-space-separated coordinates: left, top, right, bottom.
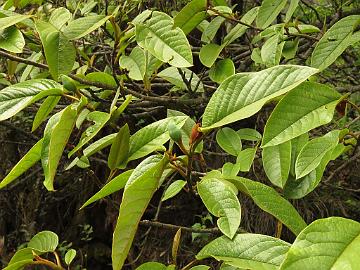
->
295, 130, 340, 179
128, 116, 188, 161
68, 111, 110, 157
285, 0, 299, 23
202, 65, 318, 131
216, 127, 242, 156
49, 7, 71, 30
261, 33, 283, 67
36, 21, 75, 80
0, 139, 43, 189
119, 46, 147, 80
80, 170, 133, 209
237, 128, 262, 141
112, 155, 168, 270
28, 231, 59, 252
136, 262, 168, 270
158, 67, 204, 92
136, 11, 193, 67
226, 176, 306, 235
289, 133, 309, 177
85, 72, 117, 88
63, 15, 111, 40
41, 105, 77, 191
282, 39, 299, 59
174, 0, 207, 34
0, 13, 32, 31
3, 260, 33, 270
198, 177, 241, 238
262, 82, 342, 147
108, 124, 130, 170
256, 0, 287, 29
311, 15, 360, 71
0, 26, 25, 53
199, 43, 222, 68
236, 148, 257, 172
209, 59, 235, 84
262, 141, 291, 188
190, 266, 210, 270
0, 79, 63, 121
32, 96, 61, 132
201, 16, 225, 43
64, 249, 76, 265
280, 217, 360, 270
197, 234, 291, 270
162, 180, 186, 201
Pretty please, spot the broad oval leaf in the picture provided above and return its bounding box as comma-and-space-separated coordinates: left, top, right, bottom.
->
174, 0, 207, 34
262, 82, 342, 147
49, 7, 71, 30
80, 170, 133, 209
237, 128, 262, 141
198, 177, 241, 238
0, 26, 25, 53
0, 139, 43, 189
311, 15, 360, 71
199, 43, 222, 68
119, 46, 146, 81
201, 65, 318, 131
262, 141, 291, 188
209, 59, 235, 84
0, 79, 63, 121
256, 0, 287, 29
280, 217, 360, 270
64, 249, 76, 265
28, 231, 59, 252
236, 148, 257, 172
112, 155, 168, 270
162, 180, 187, 201
216, 127, 242, 156
136, 11, 193, 67
226, 176, 306, 235
197, 233, 291, 270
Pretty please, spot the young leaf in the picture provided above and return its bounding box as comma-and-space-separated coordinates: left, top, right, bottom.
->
173, 0, 207, 34
136, 11, 193, 67
108, 124, 130, 170
41, 105, 77, 191
32, 96, 61, 132
197, 234, 291, 269
295, 130, 340, 179
0, 79, 63, 121
256, 0, 287, 29
68, 111, 110, 157
226, 176, 306, 235
0, 26, 25, 53
112, 155, 168, 270
199, 43, 222, 67
201, 16, 225, 44
49, 7, 71, 30
280, 217, 360, 269
262, 82, 342, 147
198, 177, 241, 238
0, 139, 43, 189
209, 59, 235, 84
237, 128, 262, 141
64, 249, 76, 265
311, 15, 360, 71
236, 148, 257, 172
80, 170, 133, 209
0, 14, 32, 31
162, 180, 187, 201
262, 141, 292, 188
202, 65, 318, 131
216, 127, 242, 156
28, 231, 59, 252
119, 46, 147, 81
261, 33, 284, 67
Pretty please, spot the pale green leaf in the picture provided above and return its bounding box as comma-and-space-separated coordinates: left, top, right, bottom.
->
216, 127, 242, 156
199, 43, 222, 68
262, 82, 342, 147
236, 148, 257, 172
289, 133, 309, 177
311, 15, 360, 71
119, 46, 146, 80
0, 139, 43, 189
197, 234, 291, 270
136, 11, 193, 67
202, 65, 318, 131
28, 231, 59, 252
285, 0, 299, 23
174, 0, 207, 34
49, 7, 71, 30
32, 96, 61, 132
262, 141, 291, 188
112, 155, 168, 270
136, 262, 167, 270
198, 177, 241, 238
158, 67, 204, 92
237, 128, 262, 141
190, 266, 210, 270
0, 79, 63, 121
201, 16, 225, 43
256, 0, 287, 29
280, 217, 360, 270
162, 180, 186, 201
80, 170, 133, 209
108, 124, 130, 170
209, 59, 235, 84
0, 14, 32, 31
85, 72, 117, 88
0, 26, 25, 53
261, 33, 282, 67
64, 249, 76, 265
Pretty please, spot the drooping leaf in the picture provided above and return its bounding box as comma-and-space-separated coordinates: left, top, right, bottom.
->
226, 176, 306, 235
41, 105, 77, 191
63, 15, 111, 40
162, 180, 187, 201
289, 133, 309, 177
197, 233, 291, 270
280, 217, 360, 269
216, 127, 242, 156
209, 59, 235, 84
311, 15, 360, 71
112, 155, 168, 270
256, 0, 287, 29
64, 249, 76, 265
262, 82, 342, 147
201, 65, 318, 131
199, 43, 222, 67
28, 231, 59, 252
201, 16, 225, 43
261, 33, 284, 67
0, 26, 25, 53
285, 0, 299, 23
0, 14, 32, 31
119, 46, 147, 80
0, 79, 63, 121
108, 124, 130, 170
80, 170, 133, 209
262, 141, 292, 188
237, 128, 262, 141
174, 0, 207, 34
158, 67, 204, 92
68, 111, 110, 157
0, 139, 43, 189
136, 11, 193, 67
32, 96, 61, 132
